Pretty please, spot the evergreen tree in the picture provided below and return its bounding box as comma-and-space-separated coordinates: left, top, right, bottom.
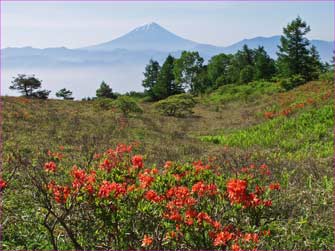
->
142, 59, 160, 100
96, 81, 116, 99
277, 16, 320, 81
228, 45, 255, 84
253, 46, 276, 80
56, 88, 74, 100
153, 55, 182, 100
10, 74, 42, 97
9, 74, 51, 99
207, 53, 232, 87
193, 65, 211, 94
239, 65, 254, 84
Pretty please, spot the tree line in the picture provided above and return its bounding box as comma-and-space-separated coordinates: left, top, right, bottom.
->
142, 16, 331, 101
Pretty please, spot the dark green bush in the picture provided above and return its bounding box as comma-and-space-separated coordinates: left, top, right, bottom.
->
114, 96, 143, 115
155, 93, 196, 117
94, 98, 115, 110
280, 74, 306, 90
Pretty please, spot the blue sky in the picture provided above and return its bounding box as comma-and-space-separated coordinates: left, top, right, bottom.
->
1, 1, 333, 49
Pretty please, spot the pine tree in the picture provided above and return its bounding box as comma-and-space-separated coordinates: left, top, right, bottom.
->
10, 74, 42, 97
56, 88, 74, 100
253, 46, 276, 80
277, 16, 320, 81
153, 55, 182, 100
142, 59, 160, 100
96, 81, 115, 99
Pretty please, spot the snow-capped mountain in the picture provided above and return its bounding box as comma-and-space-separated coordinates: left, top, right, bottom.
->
83, 22, 200, 52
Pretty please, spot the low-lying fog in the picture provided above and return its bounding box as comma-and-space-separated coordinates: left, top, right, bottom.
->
1, 66, 144, 99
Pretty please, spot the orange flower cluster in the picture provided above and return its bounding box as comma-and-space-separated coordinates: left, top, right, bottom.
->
0, 178, 7, 191
100, 144, 133, 172
263, 93, 329, 119
44, 161, 57, 172
41, 143, 278, 250
47, 150, 64, 160
71, 165, 96, 194
98, 180, 127, 199
192, 160, 211, 173
141, 234, 153, 247
144, 190, 164, 203
132, 155, 144, 169
47, 181, 71, 204
192, 181, 217, 197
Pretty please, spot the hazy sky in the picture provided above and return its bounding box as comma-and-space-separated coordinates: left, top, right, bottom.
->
1, 1, 333, 49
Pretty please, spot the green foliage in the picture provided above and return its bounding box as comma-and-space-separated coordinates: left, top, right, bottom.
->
96, 81, 116, 99
253, 46, 276, 80
279, 74, 306, 91
277, 16, 321, 81
201, 103, 334, 159
10, 74, 51, 99
56, 88, 74, 100
94, 98, 115, 110
155, 93, 196, 117
207, 81, 283, 104
207, 53, 233, 87
239, 65, 254, 84
114, 96, 143, 115
174, 51, 204, 94
142, 59, 161, 100
152, 55, 182, 100
32, 90, 51, 100
319, 70, 333, 84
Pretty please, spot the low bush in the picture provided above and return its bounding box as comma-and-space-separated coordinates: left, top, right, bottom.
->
207, 81, 283, 104
94, 98, 115, 110
155, 94, 196, 117
279, 74, 306, 91
114, 96, 143, 115
319, 71, 333, 84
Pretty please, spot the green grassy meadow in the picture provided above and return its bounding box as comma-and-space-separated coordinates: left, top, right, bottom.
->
1, 80, 334, 250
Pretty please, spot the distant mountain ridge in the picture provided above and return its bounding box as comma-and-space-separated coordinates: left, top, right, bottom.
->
1, 22, 333, 98
2, 22, 333, 68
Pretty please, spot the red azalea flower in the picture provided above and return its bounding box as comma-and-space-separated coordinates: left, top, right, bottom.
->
141, 235, 153, 247
138, 173, 154, 189
144, 190, 163, 203
0, 178, 7, 190
213, 231, 233, 246
44, 161, 57, 172
269, 183, 281, 190
132, 155, 143, 168
164, 161, 173, 169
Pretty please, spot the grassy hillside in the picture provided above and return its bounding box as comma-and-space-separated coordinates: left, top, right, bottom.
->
1, 80, 333, 250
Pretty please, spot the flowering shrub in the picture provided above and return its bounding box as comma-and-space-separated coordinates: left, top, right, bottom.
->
0, 178, 7, 191
39, 143, 280, 250
263, 91, 331, 120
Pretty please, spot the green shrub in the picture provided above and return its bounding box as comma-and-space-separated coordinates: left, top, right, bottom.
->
155, 93, 196, 117
207, 81, 283, 104
319, 71, 333, 84
114, 96, 143, 115
280, 74, 306, 90
93, 98, 115, 110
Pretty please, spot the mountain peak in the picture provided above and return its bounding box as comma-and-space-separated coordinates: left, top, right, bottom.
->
83, 22, 197, 52
132, 22, 164, 32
